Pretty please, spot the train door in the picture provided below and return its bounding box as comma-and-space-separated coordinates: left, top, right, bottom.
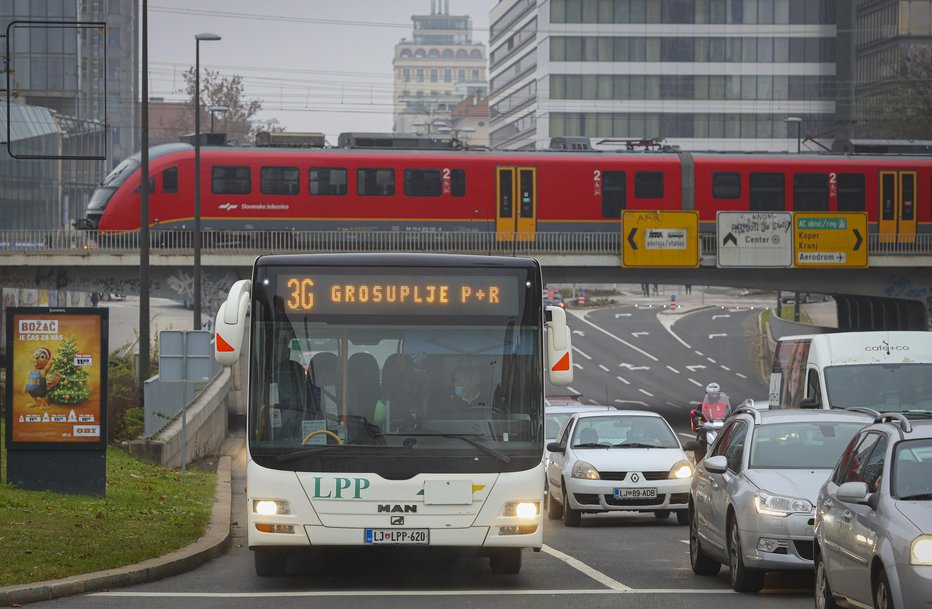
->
878, 170, 917, 244
496, 166, 537, 241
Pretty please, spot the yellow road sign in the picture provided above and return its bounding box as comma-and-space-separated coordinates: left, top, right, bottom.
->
793, 212, 868, 268
622, 211, 700, 267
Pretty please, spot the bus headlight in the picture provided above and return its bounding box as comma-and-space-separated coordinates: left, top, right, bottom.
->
504, 501, 539, 518
254, 499, 291, 516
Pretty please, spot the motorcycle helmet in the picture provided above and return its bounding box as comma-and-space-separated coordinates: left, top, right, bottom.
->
705, 382, 720, 394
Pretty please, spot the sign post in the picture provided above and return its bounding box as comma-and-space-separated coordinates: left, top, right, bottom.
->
622, 211, 700, 267
717, 211, 793, 268
4, 307, 108, 496
793, 212, 868, 268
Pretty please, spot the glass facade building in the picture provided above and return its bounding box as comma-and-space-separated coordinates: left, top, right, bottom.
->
489, 0, 840, 151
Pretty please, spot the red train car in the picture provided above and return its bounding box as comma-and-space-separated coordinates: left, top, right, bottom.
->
82, 142, 932, 244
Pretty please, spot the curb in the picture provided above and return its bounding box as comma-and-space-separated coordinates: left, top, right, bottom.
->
0, 455, 232, 606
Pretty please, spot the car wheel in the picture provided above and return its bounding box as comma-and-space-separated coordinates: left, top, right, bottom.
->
254, 548, 287, 577
728, 518, 764, 592
654, 510, 671, 520
874, 570, 894, 609
490, 548, 522, 575
676, 509, 689, 526
546, 484, 563, 520
561, 481, 581, 527
689, 507, 721, 576
815, 553, 840, 609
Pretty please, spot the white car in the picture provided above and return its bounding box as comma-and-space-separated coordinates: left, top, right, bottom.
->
546, 410, 694, 526
544, 399, 614, 465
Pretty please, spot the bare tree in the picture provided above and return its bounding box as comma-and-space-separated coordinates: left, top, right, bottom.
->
179, 68, 266, 144
862, 46, 932, 140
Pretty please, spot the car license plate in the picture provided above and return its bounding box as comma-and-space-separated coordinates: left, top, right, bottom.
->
614, 487, 657, 499
365, 528, 429, 545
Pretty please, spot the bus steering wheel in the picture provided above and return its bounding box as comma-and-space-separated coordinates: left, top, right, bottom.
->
301, 429, 344, 446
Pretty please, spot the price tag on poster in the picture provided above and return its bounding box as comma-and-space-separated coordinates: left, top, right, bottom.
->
4, 307, 109, 449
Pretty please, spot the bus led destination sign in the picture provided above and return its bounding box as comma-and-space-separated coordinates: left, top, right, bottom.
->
278, 274, 521, 316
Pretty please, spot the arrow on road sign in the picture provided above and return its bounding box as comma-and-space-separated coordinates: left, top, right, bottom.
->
708, 333, 728, 339
632, 331, 649, 337
619, 363, 650, 371
722, 232, 738, 246
853, 228, 863, 251
686, 365, 706, 372
627, 228, 638, 251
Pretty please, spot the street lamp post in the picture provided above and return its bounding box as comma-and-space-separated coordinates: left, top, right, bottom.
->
785, 116, 802, 154
194, 33, 221, 330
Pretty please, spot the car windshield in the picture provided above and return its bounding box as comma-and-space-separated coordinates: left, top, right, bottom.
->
894, 438, 932, 500
750, 421, 865, 469
825, 364, 932, 413
571, 415, 678, 449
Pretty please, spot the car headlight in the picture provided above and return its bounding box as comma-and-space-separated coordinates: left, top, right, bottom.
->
669, 459, 693, 480
571, 460, 600, 480
911, 536, 932, 566
754, 491, 813, 517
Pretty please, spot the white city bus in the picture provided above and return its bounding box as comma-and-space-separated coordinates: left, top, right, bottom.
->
213, 254, 573, 576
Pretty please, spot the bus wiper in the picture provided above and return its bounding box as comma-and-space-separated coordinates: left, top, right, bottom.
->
395, 433, 511, 464
275, 445, 345, 463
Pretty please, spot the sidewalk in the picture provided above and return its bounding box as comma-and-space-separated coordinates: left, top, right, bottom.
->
0, 434, 244, 606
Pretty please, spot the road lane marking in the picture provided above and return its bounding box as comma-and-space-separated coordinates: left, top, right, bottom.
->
655, 311, 692, 350
615, 399, 649, 408
632, 331, 649, 337
679, 539, 690, 545
666, 365, 680, 374
568, 310, 659, 362
616, 375, 630, 385
541, 544, 631, 591
638, 389, 654, 397
720, 365, 731, 371
94, 589, 736, 597
679, 433, 695, 439
686, 364, 706, 372
599, 364, 610, 372
574, 363, 583, 370
736, 373, 747, 379
694, 351, 704, 356
667, 402, 679, 407
619, 363, 650, 371
573, 346, 592, 360
708, 334, 727, 340
707, 357, 717, 364
688, 378, 703, 387
568, 387, 580, 395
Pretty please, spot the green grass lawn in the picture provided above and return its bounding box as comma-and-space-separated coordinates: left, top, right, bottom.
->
0, 428, 216, 587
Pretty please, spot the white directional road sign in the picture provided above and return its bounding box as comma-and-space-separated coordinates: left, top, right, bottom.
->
717, 211, 793, 268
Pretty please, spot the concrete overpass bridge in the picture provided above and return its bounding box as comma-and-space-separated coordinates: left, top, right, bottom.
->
2, 229, 931, 330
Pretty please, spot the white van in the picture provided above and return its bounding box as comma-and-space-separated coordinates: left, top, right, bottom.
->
769, 331, 932, 410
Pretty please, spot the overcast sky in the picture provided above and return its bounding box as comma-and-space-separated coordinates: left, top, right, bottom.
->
148, 1, 496, 142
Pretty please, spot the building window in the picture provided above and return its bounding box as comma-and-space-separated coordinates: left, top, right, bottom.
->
471, 68, 480, 79
260, 166, 300, 195
458, 68, 466, 81
309, 167, 347, 196
211, 166, 251, 195
416, 68, 424, 82
162, 167, 178, 194
357, 168, 395, 196
634, 171, 664, 199
444, 68, 452, 82
442, 49, 453, 58
429, 48, 440, 58
400, 49, 412, 58
431, 69, 438, 82
712, 172, 741, 199
415, 49, 426, 58
402, 68, 410, 82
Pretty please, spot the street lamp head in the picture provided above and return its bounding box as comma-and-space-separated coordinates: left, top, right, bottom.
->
195, 32, 222, 42
208, 105, 230, 114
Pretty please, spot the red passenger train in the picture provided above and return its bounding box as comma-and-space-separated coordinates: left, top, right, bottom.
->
82, 141, 932, 244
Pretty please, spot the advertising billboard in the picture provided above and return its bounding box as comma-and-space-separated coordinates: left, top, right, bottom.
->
4, 307, 108, 449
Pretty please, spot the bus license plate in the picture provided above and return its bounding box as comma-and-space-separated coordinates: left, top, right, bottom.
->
365, 528, 429, 545
614, 488, 657, 499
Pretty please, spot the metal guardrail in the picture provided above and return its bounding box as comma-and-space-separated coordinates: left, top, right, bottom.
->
1, 230, 931, 257
143, 354, 223, 438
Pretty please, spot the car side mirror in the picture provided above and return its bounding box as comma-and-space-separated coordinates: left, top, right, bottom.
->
703, 455, 728, 474
836, 481, 872, 505
682, 440, 701, 452
546, 441, 565, 454
799, 396, 821, 409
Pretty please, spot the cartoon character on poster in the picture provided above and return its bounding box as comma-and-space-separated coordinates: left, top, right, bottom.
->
23, 346, 62, 409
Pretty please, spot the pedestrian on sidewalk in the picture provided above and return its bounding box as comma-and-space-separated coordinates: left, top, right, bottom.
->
685, 284, 692, 295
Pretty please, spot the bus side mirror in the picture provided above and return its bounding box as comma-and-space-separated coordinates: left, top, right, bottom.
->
214, 279, 251, 366
545, 305, 573, 386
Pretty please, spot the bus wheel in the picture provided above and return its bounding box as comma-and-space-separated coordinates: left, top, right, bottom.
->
490, 548, 522, 575
254, 548, 287, 577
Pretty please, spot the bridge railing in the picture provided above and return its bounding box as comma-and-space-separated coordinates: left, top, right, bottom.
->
1, 230, 931, 257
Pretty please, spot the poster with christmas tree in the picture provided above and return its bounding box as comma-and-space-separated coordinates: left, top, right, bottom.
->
48, 336, 94, 406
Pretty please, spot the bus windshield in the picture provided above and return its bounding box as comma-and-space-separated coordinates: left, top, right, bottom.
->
249, 265, 543, 474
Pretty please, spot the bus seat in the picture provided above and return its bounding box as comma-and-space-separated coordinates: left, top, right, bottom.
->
348, 352, 381, 422
308, 352, 341, 415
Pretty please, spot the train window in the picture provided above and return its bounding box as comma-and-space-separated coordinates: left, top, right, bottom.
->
602, 171, 626, 218
404, 169, 442, 197
261, 166, 300, 195
212, 166, 251, 195
357, 168, 395, 196
451, 169, 466, 197
749, 172, 785, 211
712, 172, 741, 199
836, 174, 865, 212
134, 175, 156, 194
793, 173, 829, 211
309, 167, 347, 196
634, 171, 664, 199
162, 167, 178, 194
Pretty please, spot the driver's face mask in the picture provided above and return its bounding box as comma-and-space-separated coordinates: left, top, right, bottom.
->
454, 385, 466, 399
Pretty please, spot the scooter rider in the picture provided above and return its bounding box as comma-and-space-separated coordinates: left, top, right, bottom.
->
690, 383, 731, 459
